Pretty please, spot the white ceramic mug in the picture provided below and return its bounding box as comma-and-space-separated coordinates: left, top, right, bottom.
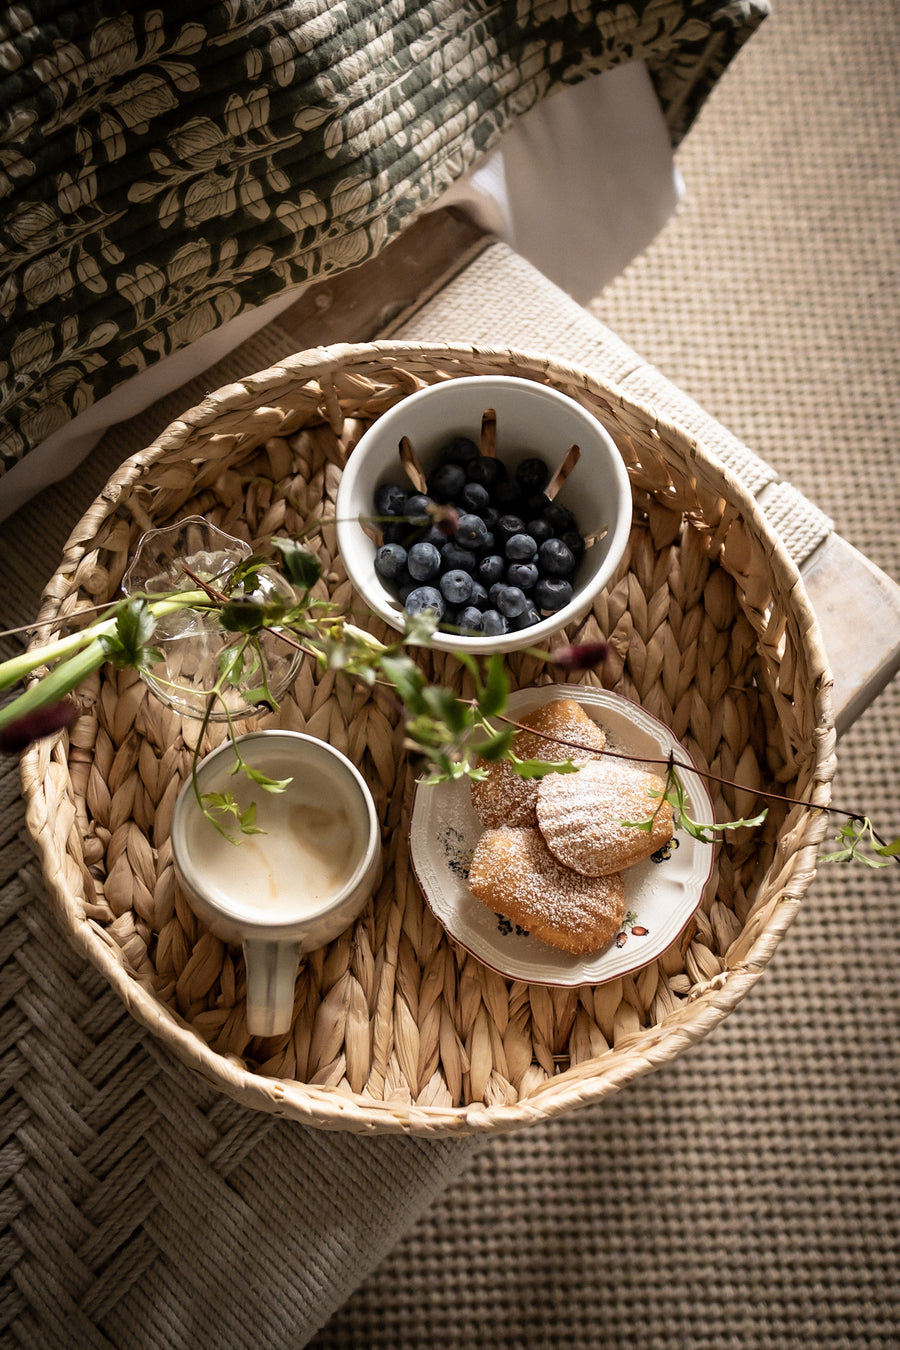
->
171, 730, 380, 1036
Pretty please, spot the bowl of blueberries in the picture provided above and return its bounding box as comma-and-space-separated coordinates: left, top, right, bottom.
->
335, 374, 632, 652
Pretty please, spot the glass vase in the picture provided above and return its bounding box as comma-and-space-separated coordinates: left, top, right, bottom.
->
121, 516, 302, 720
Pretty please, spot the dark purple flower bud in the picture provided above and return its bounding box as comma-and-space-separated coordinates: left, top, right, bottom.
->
0, 700, 79, 755
429, 504, 460, 537
550, 641, 609, 671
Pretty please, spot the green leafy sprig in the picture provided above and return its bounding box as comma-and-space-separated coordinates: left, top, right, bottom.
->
1, 529, 897, 866
819, 817, 900, 867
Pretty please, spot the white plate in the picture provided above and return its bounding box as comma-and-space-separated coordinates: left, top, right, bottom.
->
408, 685, 717, 986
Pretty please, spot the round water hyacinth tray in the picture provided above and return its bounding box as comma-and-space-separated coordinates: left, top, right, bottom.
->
21, 342, 835, 1136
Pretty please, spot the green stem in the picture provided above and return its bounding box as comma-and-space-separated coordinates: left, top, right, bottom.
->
0, 589, 212, 730
0, 638, 109, 729
191, 685, 224, 816
0, 618, 117, 691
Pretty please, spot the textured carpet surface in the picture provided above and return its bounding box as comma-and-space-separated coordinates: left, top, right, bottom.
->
310, 1, 900, 1346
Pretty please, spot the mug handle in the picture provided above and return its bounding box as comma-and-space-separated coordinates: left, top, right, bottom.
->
243, 938, 301, 1037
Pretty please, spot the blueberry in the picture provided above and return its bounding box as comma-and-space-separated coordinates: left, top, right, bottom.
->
494, 585, 529, 618
460, 480, 491, 513
440, 541, 477, 572
407, 541, 442, 581
476, 553, 505, 586
522, 492, 551, 519
466, 456, 506, 489
526, 517, 554, 545
535, 577, 574, 611
495, 514, 526, 545
418, 524, 449, 548
515, 457, 551, 494
543, 502, 577, 534
455, 513, 490, 551
505, 532, 537, 562
427, 462, 467, 502
491, 481, 525, 513
482, 506, 500, 530
383, 526, 417, 550
469, 579, 489, 608
508, 604, 541, 631
373, 482, 409, 517
440, 569, 474, 604
404, 492, 435, 524
538, 537, 576, 577
456, 606, 485, 634
562, 529, 586, 562
441, 435, 480, 466
374, 542, 408, 581
405, 586, 445, 619
506, 562, 538, 591
481, 609, 508, 636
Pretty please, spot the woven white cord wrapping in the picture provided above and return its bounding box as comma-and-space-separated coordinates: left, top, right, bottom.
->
756, 481, 834, 562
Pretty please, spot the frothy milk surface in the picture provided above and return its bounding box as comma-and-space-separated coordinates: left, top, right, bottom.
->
184, 756, 367, 920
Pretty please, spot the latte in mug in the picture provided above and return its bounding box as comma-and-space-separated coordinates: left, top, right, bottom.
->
180, 741, 371, 923
171, 730, 380, 1035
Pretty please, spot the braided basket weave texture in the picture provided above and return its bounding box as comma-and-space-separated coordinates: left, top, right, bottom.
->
20, 342, 835, 1135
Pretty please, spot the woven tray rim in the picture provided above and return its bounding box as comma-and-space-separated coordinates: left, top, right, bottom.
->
20, 340, 837, 1136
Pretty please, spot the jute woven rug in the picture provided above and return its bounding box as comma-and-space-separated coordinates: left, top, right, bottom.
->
310, 1, 900, 1347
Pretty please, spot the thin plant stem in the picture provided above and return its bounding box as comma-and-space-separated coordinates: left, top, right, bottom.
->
487, 707, 899, 863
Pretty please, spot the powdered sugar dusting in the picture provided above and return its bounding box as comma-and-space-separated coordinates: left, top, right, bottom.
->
536, 759, 674, 875
470, 697, 606, 828
468, 826, 626, 954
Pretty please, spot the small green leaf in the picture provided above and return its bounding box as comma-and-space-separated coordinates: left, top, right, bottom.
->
819, 817, 895, 867
471, 728, 517, 763
402, 611, 440, 645
219, 599, 267, 633
100, 599, 159, 669
237, 804, 265, 834
241, 686, 278, 710
200, 791, 266, 841
511, 755, 579, 780
225, 555, 267, 590
420, 755, 472, 785
218, 642, 252, 683
620, 816, 656, 834
242, 767, 292, 793
477, 654, 509, 718
271, 538, 322, 590
404, 715, 448, 751
379, 653, 427, 713
422, 685, 471, 734
680, 808, 769, 843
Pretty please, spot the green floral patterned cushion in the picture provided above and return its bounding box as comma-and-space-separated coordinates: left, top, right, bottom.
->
0, 0, 768, 479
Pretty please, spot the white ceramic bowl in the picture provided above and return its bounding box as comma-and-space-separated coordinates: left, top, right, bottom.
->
335, 375, 632, 653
